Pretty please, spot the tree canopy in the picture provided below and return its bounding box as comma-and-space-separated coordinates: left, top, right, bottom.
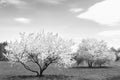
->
4, 32, 75, 77
74, 38, 116, 67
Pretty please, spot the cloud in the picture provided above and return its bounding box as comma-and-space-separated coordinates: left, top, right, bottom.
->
0, 0, 25, 5
0, 0, 26, 8
39, 0, 60, 4
70, 8, 83, 13
37, 0, 68, 5
0, 0, 68, 7
78, 0, 120, 26
14, 17, 31, 24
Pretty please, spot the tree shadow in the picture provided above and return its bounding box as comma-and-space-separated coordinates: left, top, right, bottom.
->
70, 66, 113, 69
6, 74, 73, 80
6, 75, 37, 80
107, 76, 120, 80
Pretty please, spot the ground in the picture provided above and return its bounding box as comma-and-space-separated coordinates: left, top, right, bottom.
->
0, 61, 120, 80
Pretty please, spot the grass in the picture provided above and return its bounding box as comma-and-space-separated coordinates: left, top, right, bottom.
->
0, 61, 120, 80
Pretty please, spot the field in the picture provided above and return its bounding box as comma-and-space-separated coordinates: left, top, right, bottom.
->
1, 62, 120, 80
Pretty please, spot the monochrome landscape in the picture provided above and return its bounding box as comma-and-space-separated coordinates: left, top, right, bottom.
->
0, 0, 120, 80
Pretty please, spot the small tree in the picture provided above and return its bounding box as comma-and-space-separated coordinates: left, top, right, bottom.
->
75, 38, 116, 67
93, 51, 116, 67
4, 32, 75, 77
110, 47, 120, 61
0, 42, 8, 61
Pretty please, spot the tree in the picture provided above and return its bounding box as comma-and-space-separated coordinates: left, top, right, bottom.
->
4, 32, 75, 77
72, 52, 85, 66
110, 47, 120, 61
93, 51, 116, 67
0, 42, 8, 61
75, 38, 116, 67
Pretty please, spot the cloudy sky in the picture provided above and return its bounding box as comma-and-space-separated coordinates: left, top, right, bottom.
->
0, 0, 120, 48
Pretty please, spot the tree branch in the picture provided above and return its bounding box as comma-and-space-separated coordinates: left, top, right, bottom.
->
28, 54, 43, 74
19, 61, 39, 75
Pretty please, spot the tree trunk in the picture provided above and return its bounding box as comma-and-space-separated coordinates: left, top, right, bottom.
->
39, 70, 44, 77
35, 70, 44, 77
37, 61, 52, 77
99, 64, 102, 68
88, 61, 93, 68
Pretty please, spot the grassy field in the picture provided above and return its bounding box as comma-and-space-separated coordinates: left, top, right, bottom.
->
1, 62, 120, 80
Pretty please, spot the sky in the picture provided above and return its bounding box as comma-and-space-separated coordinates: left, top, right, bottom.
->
0, 0, 120, 49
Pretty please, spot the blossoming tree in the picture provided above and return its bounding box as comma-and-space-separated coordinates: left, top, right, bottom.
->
74, 38, 116, 67
4, 32, 75, 77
